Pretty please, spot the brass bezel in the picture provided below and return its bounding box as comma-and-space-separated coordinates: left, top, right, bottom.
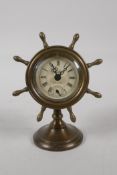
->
26, 46, 89, 109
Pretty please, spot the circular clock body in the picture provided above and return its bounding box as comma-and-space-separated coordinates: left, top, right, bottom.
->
26, 46, 89, 109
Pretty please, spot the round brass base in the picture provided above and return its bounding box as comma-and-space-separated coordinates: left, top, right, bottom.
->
33, 123, 83, 151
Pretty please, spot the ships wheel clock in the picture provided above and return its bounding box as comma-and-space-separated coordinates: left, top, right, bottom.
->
13, 32, 103, 151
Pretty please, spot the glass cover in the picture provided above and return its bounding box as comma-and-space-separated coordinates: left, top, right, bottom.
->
33, 55, 80, 101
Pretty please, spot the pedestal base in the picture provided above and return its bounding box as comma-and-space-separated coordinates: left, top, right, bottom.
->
33, 123, 83, 151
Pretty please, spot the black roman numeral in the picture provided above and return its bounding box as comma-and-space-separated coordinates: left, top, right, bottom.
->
40, 76, 46, 78
42, 82, 48, 87
68, 69, 73, 72
67, 82, 72, 87
64, 63, 70, 69
69, 76, 75, 79
42, 68, 48, 71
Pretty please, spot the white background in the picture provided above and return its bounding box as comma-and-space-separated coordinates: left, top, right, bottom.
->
0, 0, 117, 175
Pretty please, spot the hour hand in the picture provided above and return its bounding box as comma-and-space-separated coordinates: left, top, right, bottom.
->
49, 62, 58, 74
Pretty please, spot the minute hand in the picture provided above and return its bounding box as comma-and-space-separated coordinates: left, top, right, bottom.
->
60, 64, 70, 75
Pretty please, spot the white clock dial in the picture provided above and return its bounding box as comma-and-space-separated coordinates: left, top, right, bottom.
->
34, 56, 79, 101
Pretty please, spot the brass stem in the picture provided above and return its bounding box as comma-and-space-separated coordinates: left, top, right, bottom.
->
52, 109, 62, 120
87, 59, 103, 68
13, 56, 29, 65
51, 109, 65, 129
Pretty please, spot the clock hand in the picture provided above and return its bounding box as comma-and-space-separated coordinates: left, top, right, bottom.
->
56, 89, 61, 96
54, 65, 69, 81
60, 64, 70, 75
49, 62, 62, 81
49, 62, 58, 74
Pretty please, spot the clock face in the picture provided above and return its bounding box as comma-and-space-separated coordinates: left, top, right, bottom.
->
26, 46, 89, 108
33, 56, 80, 101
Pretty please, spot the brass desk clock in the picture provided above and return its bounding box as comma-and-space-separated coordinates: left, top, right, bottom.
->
13, 32, 102, 151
